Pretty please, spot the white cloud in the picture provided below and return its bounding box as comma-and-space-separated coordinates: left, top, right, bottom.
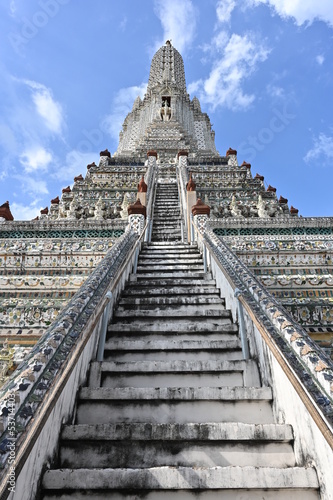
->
153, 0, 197, 53
216, 0, 236, 23
9, 0, 17, 17
266, 83, 285, 98
120, 16, 127, 31
53, 150, 98, 182
102, 84, 147, 146
10, 201, 42, 221
248, 0, 333, 27
19, 146, 53, 173
190, 32, 270, 110
13, 175, 49, 198
304, 133, 333, 164
316, 55, 325, 65
0, 123, 17, 152
23, 80, 64, 134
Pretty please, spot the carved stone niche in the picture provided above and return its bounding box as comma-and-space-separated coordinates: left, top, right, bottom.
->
160, 96, 171, 121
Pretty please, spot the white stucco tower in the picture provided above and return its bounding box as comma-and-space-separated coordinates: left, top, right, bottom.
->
115, 41, 218, 160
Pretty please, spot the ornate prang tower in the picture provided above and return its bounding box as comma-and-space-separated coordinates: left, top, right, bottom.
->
116, 40, 218, 159
0, 42, 332, 500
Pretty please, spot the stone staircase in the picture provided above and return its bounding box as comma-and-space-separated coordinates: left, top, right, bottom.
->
151, 179, 182, 242
41, 176, 320, 498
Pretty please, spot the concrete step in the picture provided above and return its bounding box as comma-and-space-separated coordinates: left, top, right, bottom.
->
122, 285, 219, 296
114, 304, 228, 318
153, 216, 181, 221
92, 359, 260, 388
76, 386, 273, 425
152, 227, 182, 232
136, 265, 204, 273
59, 422, 295, 469
61, 421, 293, 442
154, 205, 179, 209
146, 242, 196, 248
153, 213, 181, 218
151, 237, 182, 242
154, 213, 180, 217
151, 238, 182, 242
155, 197, 179, 200
42, 466, 320, 497
127, 278, 216, 287
109, 318, 238, 334
153, 221, 181, 226
104, 350, 243, 362
154, 203, 179, 206
137, 258, 203, 265
134, 271, 208, 279
106, 330, 239, 343
152, 225, 181, 230
140, 248, 200, 255
118, 295, 223, 307
151, 232, 182, 239
104, 340, 243, 362
151, 232, 182, 237
104, 338, 242, 352
137, 263, 204, 270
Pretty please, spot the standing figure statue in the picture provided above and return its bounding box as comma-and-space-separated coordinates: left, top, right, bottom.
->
160, 98, 171, 121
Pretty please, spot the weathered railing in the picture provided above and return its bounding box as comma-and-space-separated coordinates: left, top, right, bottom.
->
0, 228, 140, 497
191, 216, 333, 497
177, 156, 190, 242
0, 162, 157, 499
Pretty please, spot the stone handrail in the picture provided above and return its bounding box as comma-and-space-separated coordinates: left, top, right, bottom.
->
145, 159, 157, 222
177, 158, 190, 238
202, 228, 333, 429
0, 228, 139, 473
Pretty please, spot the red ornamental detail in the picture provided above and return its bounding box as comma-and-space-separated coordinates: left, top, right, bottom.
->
290, 206, 299, 215
178, 150, 188, 159
267, 185, 276, 193
147, 150, 157, 158
186, 173, 196, 192
87, 162, 96, 169
138, 175, 147, 193
40, 207, 49, 215
226, 147, 237, 156
279, 196, 288, 204
100, 149, 111, 157
74, 174, 83, 182
62, 186, 71, 193
241, 161, 251, 168
0, 201, 14, 221
32, 216, 39, 221
191, 198, 210, 217
51, 196, 60, 205
128, 199, 146, 218
255, 173, 264, 181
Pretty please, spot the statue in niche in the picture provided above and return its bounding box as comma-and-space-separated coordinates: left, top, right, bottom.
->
257, 195, 270, 218
230, 195, 242, 217
160, 98, 171, 121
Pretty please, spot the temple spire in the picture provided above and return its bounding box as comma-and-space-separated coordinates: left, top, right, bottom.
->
147, 41, 187, 95
115, 42, 218, 159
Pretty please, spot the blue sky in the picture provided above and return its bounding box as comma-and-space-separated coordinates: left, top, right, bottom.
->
0, 0, 333, 219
